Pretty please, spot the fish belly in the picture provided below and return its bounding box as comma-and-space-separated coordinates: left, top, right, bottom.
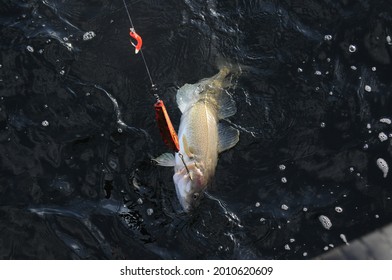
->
176, 101, 219, 177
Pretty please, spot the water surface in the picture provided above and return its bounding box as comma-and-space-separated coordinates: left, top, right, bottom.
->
0, 0, 392, 259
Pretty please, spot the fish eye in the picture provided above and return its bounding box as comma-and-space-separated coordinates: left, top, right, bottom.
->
193, 193, 200, 200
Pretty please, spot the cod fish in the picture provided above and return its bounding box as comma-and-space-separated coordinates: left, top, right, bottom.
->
154, 67, 239, 212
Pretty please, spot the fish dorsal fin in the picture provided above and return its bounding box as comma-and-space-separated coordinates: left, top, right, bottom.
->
218, 122, 240, 153
217, 90, 237, 119
182, 135, 194, 158
152, 153, 175, 167
176, 83, 204, 113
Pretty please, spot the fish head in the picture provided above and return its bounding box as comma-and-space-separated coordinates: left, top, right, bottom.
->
173, 163, 207, 212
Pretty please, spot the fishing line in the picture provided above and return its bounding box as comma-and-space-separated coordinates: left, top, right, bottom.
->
121, 0, 190, 177
122, 0, 156, 91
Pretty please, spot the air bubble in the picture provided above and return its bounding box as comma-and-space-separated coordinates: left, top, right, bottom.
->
83, 31, 96, 41
363, 144, 369, 150
108, 160, 117, 170
379, 132, 388, 142
379, 118, 392, 125
335, 207, 343, 213
340, 234, 349, 245
372, 67, 377, 71
387, 36, 392, 45
303, 207, 308, 212
255, 202, 261, 207
348, 45, 357, 52
319, 215, 332, 230
376, 158, 388, 178
364, 85, 372, 92
279, 164, 286, 171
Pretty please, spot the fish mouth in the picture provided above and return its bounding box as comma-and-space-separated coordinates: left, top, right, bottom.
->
173, 168, 205, 212
173, 171, 192, 212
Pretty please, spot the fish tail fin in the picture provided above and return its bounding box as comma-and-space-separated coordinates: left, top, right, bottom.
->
215, 55, 243, 76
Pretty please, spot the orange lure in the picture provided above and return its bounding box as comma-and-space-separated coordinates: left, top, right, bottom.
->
129, 28, 143, 54
154, 100, 180, 152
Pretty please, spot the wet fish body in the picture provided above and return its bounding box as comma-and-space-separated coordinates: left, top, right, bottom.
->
155, 67, 239, 211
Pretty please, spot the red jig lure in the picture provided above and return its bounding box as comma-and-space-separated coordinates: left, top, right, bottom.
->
129, 28, 142, 54
154, 100, 180, 152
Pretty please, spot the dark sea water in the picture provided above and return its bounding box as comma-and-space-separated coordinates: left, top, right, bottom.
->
1, 0, 392, 259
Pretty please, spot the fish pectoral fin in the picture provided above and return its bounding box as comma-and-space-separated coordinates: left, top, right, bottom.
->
152, 153, 176, 167
218, 122, 240, 153
217, 90, 237, 119
182, 135, 194, 158
176, 83, 204, 113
